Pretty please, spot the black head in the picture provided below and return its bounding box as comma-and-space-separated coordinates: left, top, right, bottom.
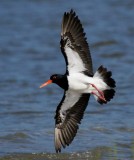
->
50, 74, 62, 83
40, 74, 68, 90
50, 74, 68, 90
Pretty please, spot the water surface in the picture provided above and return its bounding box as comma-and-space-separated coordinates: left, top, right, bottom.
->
0, 0, 134, 159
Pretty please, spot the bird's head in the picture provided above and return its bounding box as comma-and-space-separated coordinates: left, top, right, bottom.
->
40, 74, 68, 90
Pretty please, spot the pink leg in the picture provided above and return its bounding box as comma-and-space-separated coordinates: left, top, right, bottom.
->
90, 84, 104, 98
91, 91, 106, 102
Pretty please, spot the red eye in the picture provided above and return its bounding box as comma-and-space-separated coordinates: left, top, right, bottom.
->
53, 76, 57, 79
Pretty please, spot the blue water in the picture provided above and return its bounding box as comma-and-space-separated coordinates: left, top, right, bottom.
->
0, 0, 134, 159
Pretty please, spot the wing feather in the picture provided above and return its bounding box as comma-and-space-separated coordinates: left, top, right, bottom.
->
60, 10, 93, 76
54, 90, 90, 152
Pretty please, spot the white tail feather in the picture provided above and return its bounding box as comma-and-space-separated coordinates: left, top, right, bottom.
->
92, 66, 116, 104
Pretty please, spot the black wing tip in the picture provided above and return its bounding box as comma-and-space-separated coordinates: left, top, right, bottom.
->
55, 123, 78, 153
64, 9, 76, 15
56, 148, 61, 153
62, 9, 88, 49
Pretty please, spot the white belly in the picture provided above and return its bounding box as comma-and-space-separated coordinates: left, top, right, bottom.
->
67, 73, 109, 93
67, 73, 93, 91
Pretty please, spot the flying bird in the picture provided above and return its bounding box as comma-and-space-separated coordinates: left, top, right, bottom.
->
40, 10, 116, 153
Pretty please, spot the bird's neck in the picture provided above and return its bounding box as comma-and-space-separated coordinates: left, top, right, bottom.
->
56, 75, 68, 90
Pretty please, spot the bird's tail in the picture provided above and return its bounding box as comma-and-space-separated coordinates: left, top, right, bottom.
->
93, 65, 116, 104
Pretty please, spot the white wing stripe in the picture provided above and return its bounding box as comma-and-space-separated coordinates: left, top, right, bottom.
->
60, 90, 81, 112
65, 46, 86, 73
59, 90, 81, 123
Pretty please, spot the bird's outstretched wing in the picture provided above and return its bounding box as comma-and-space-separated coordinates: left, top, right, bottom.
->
54, 90, 90, 152
60, 9, 93, 76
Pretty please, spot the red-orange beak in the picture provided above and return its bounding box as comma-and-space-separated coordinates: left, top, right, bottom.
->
39, 79, 52, 88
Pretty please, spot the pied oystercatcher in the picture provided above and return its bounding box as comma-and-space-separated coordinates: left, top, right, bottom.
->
40, 10, 116, 153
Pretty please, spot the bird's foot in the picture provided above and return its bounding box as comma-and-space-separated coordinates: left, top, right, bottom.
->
91, 91, 106, 102
90, 84, 106, 102
90, 84, 104, 97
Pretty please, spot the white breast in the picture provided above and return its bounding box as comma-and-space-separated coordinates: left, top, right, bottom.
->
67, 73, 94, 91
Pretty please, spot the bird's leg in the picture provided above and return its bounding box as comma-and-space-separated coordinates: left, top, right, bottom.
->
90, 84, 104, 98
91, 91, 106, 102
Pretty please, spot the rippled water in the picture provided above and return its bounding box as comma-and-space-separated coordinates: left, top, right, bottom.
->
0, 0, 134, 159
